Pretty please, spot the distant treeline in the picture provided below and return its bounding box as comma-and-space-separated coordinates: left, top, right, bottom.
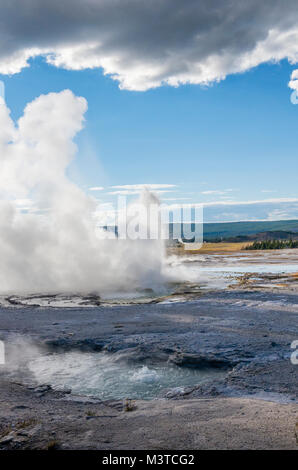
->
245, 239, 298, 250
201, 220, 298, 240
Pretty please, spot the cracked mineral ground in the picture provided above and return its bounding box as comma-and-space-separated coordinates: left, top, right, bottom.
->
0, 249, 297, 449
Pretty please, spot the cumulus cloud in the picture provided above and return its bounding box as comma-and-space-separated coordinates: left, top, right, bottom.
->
1, 1, 298, 90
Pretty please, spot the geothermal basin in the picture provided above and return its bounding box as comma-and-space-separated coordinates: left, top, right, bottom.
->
0, 248, 297, 449
28, 351, 226, 400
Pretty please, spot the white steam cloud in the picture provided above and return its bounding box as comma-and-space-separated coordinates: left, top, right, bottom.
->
0, 90, 164, 294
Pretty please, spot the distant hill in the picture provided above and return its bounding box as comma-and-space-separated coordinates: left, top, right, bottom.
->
222, 231, 298, 243
105, 219, 298, 242
169, 220, 298, 242
202, 220, 298, 240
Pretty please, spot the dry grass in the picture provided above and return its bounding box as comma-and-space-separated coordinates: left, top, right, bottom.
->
46, 440, 60, 451
0, 425, 12, 439
16, 418, 37, 429
124, 399, 136, 412
0, 418, 38, 441
182, 241, 253, 254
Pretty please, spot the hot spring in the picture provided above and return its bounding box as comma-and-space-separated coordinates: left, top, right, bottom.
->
28, 351, 226, 400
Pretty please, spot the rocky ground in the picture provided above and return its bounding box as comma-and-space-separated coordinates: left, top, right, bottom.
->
0, 383, 297, 450
0, 286, 297, 449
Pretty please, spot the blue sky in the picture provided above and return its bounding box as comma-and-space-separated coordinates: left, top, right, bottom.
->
1, 57, 298, 223
1, 1, 298, 222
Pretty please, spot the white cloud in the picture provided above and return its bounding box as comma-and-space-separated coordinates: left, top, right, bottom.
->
201, 189, 237, 195
288, 68, 298, 91
167, 197, 298, 209
1, 1, 298, 90
89, 186, 104, 191
110, 184, 177, 190
201, 190, 226, 195
107, 184, 177, 196
266, 209, 295, 220
161, 197, 192, 201
0, 81, 4, 101
163, 197, 298, 223
261, 189, 277, 193
108, 190, 142, 196
201, 190, 223, 195
108, 189, 174, 196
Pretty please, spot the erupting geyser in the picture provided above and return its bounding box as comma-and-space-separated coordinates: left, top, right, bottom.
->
0, 90, 165, 294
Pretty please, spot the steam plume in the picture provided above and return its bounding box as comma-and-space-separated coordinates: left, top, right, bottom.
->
0, 90, 164, 294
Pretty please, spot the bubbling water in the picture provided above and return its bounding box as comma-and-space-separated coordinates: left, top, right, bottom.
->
28, 351, 226, 400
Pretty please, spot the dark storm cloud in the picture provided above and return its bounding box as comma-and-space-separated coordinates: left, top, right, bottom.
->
1, 0, 298, 89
